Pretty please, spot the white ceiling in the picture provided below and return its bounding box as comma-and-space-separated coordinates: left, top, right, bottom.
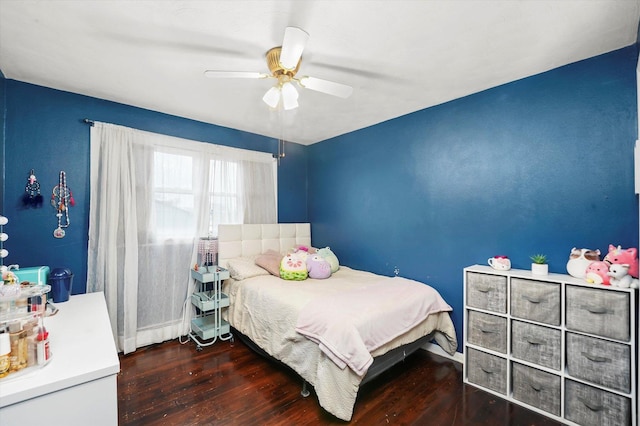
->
0, 0, 638, 145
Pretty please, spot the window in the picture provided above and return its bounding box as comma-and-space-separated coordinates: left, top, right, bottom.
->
152, 150, 196, 241
89, 122, 277, 353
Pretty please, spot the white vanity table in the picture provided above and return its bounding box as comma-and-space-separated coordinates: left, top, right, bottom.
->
0, 292, 120, 425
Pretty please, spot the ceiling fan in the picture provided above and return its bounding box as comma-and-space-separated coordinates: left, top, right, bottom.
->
204, 27, 353, 110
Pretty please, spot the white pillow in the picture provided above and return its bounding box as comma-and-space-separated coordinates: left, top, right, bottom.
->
226, 257, 270, 281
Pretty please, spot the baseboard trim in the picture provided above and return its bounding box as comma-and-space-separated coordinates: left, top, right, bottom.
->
422, 342, 464, 364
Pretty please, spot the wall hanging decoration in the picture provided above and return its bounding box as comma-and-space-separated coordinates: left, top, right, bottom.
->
0, 215, 8, 267
51, 171, 74, 238
22, 169, 44, 208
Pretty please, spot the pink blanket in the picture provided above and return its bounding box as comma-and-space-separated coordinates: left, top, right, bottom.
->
294, 276, 452, 376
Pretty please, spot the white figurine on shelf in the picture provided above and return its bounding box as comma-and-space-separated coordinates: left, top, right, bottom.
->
607, 264, 639, 289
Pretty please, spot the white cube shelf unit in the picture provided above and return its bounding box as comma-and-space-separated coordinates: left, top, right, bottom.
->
463, 265, 637, 426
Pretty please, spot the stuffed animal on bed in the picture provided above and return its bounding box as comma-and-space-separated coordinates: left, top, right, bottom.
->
294, 244, 317, 254
317, 247, 340, 273
280, 252, 308, 280
307, 254, 332, 279
293, 247, 310, 262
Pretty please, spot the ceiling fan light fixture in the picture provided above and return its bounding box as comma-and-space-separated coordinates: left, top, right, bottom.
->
262, 86, 281, 108
206, 27, 351, 110
281, 81, 298, 99
283, 97, 298, 110
281, 82, 299, 110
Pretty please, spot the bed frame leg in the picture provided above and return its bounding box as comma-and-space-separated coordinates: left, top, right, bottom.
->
301, 380, 310, 397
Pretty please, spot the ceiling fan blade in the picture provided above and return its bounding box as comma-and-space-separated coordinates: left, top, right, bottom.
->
279, 26, 309, 70
298, 76, 353, 99
204, 70, 268, 79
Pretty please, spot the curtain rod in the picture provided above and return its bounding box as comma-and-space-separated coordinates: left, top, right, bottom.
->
82, 118, 280, 163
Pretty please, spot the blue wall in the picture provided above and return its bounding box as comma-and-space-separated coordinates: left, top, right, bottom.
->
308, 46, 639, 347
1, 80, 308, 293
1, 46, 638, 351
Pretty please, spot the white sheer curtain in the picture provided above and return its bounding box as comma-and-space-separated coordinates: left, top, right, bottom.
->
88, 122, 276, 354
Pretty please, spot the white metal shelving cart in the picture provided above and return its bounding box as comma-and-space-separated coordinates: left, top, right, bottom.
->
188, 266, 233, 350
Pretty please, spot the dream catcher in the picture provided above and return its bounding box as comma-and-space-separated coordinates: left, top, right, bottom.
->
22, 169, 44, 208
51, 170, 75, 238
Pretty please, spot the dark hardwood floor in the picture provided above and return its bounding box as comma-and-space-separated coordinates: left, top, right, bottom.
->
118, 337, 562, 425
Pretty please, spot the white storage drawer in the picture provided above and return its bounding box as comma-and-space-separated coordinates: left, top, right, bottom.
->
463, 265, 637, 426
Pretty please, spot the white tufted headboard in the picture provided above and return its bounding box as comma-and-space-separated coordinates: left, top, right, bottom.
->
217, 223, 311, 268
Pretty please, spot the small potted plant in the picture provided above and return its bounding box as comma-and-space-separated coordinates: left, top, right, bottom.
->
530, 254, 548, 275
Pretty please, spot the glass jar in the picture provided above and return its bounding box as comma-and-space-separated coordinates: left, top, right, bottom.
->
0, 332, 10, 378
8, 321, 26, 372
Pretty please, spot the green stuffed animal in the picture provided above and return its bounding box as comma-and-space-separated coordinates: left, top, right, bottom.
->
317, 247, 340, 273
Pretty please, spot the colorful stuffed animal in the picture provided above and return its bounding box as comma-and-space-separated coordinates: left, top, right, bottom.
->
306, 254, 332, 279
566, 248, 601, 279
604, 245, 639, 278
293, 247, 310, 262
585, 261, 611, 285
607, 264, 639, 288
279, 252, 308, 281
317, 247, 340, 273
294, 245, 317, 254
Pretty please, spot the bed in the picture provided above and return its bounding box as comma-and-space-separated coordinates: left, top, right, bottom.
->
218, 223, 457, 421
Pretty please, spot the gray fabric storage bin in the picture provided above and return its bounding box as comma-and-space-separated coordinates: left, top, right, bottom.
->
466, 272, 507, 313
466, 348, 507, 395
467, 310, 507, 353
511, 362, 560, 416
510, 278, 560, 325
511, 320, 561, 370
565, 285, 630, 341
566, 332, 631, 393
565, 380, 631, 426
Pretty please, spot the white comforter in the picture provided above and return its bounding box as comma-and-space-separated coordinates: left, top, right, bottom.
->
223, 266, 457, 421
295, 276, 453, 376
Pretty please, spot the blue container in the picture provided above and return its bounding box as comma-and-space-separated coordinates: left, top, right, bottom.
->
50, 268, 73, 302
14, 266, 50, 286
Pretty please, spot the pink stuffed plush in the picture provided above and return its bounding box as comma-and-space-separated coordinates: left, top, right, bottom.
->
585, 261, 611, 285
604, 245, 638, 278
